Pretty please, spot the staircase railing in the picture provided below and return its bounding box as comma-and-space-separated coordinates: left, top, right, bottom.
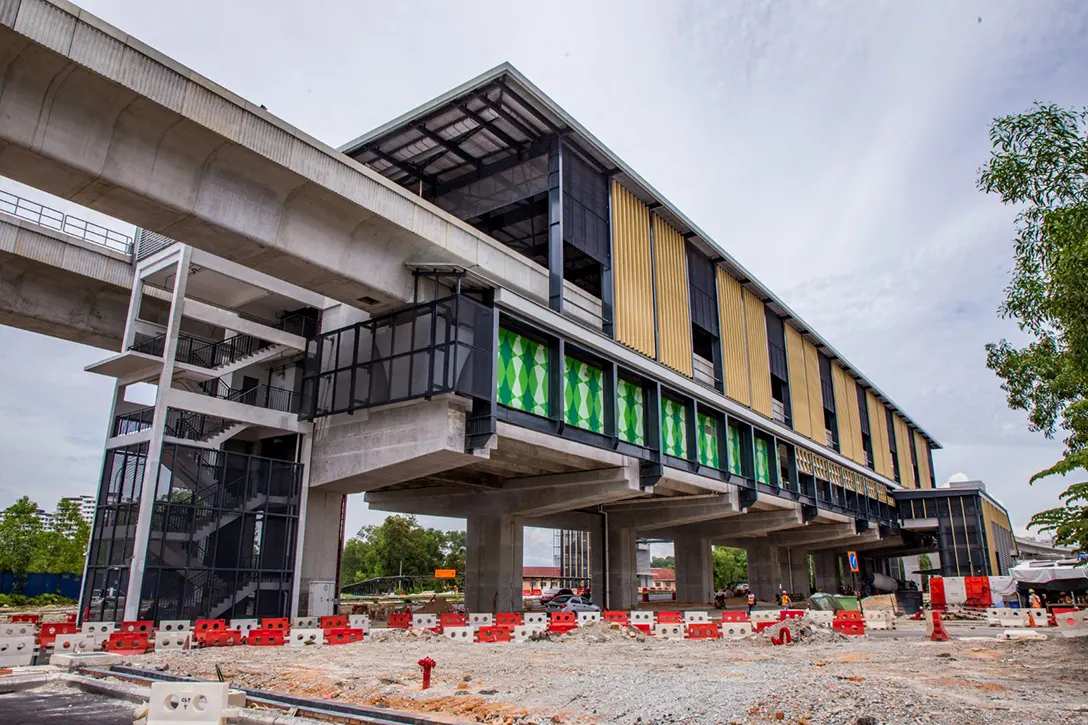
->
164, 409, 236, 442
128, 331, 274, 370
197, 377, 300, 414
113, 407, 155, 436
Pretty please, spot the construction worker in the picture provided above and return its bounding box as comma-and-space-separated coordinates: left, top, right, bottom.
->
746, 590, 756, 615
780, 589, 792, 609
1028, 589, 1042, 609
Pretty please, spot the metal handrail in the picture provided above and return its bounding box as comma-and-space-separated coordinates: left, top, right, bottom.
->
199, 377, 299, 414
0, 189, 134, 255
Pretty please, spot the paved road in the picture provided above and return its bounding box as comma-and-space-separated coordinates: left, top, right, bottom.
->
0, 689, 135, 725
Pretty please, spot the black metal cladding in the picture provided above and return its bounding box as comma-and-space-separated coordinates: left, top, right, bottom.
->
856, 381, 871, 435
764, 309, 788, 381
561, 151, 610, 265
686, 245, 719, 336
818, 352, 835, 412
300, 294, 494, 419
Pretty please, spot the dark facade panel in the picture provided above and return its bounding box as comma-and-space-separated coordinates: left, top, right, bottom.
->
686, 245, 719, 336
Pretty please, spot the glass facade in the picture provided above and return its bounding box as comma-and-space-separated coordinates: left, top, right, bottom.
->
83, 443, 147, 622
899, 492, 993, 576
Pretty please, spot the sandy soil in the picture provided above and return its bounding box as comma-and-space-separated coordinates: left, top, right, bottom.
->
123, 621, 1088, 725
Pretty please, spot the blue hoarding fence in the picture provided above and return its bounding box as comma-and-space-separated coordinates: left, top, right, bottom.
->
0, 572, 82, 599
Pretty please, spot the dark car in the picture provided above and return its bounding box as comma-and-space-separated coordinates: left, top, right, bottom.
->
540, 587, 574, 605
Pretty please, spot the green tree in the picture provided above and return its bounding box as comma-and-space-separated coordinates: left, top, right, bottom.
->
32, 498, 91, 574
440, 530, 466, 573
918, 553, 935, 592
0, 497, 44, 592
979, 103, 1088, 551
340, 515, 466, 586
650, 555, 675, 569
711, 547, 747, 589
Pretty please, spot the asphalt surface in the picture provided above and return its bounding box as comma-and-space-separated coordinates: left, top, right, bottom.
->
0, 689, 135, 725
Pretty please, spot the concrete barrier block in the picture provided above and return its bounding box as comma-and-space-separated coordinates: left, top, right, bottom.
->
576, 611, 600, 625
348, 615, 370, 633
148, 681, 227, 724
292, 617, 318, 629
155, 633, 191, 650
53, 633, 101, 652
468, 613, 493, 630
720, 622, 752, 638
412, 613, 437, 629
443, 626, 474, 643
523, 612, 546, 627
288, 629, 323, 646
683, 611, 709, 624
654, 623, 684, 639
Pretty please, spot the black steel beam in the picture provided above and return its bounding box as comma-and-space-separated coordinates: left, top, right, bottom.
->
548, 137, 564, 313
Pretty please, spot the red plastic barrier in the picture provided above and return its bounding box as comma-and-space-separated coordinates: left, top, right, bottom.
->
325, 627, 364, 644
120, 620, 154, 634
476, 626, 512, 643
320, 615, 348, 630
834, 610, 864, 622
495, 612, 523, 628
202, 629, 245, 647
387, 613, 412, 629
105, 632, 150, 654
246, 629, 285, 646
548, 611, 577, 634
64, 613, 77, 624
633, 623, 652, 634
194, 619, 227, 633
780, 609, 805, 620
832, 621, 866, 636
603, 611, 630, 626
39, 622, 79, 647
657, 611, 683, 624
686, 622, 720, 640
11, 614, 40, 623
928, 611, 948, 642
964, 576, 992, 609
260, 617, 291, 631
753, 621, 778, 633
929, 577, 947, 610
721, 611, 750, 623
439, 613, 467, 629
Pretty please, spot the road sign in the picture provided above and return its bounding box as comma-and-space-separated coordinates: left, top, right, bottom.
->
434, 569, 457, 579
847, 551, 859, 573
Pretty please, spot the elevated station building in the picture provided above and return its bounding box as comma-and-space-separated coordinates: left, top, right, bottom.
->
0, 1, 1015, 622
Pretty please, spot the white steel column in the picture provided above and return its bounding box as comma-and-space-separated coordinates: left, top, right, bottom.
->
123, 247, 191, 620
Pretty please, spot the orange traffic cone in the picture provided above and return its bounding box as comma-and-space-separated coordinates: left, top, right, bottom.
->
1027, 611, 1036, 628
930, 610, 950, 642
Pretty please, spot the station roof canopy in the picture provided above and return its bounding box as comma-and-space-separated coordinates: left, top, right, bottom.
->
339, 63, 941, 450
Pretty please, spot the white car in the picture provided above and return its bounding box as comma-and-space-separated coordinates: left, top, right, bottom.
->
544, 595, 600, 613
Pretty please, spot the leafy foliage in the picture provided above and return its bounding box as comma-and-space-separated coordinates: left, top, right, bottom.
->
0, 496, 91, 593
650, 555, 675, 569
712, 546, 748, 589
979, 103, 1088, 551
340, 515, 466, 585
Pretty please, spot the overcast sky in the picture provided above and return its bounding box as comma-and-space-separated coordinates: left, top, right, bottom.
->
1, 1, 1086, 565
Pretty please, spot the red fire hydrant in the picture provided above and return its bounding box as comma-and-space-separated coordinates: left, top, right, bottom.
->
418, 657, 436, 690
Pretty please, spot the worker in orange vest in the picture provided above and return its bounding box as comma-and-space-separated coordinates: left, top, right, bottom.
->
780, 590, 792, 609
746, 590, 756, 615
1028, 589, 1042, 608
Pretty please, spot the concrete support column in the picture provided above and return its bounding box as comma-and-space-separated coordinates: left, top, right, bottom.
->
589, 515, 606, 608
746, 540, 781, 603
785, 548, 811, 597
675, 535, 713, 605
465, 514, 524, 613
812, 551, 840, 594
606, 526, 637, 610
298, 488, 347, 615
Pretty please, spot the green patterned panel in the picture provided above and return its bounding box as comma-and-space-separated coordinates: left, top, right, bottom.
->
661, 398, 688, 459
697, 413, 719, 468
755, 438, 771, 484
727, 424, 743, 476
564, 357, 604, 433
496, 328, 548, 416
617, 379, 645, 446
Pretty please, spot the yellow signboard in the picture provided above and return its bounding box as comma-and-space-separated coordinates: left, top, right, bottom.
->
434, 569, 457, 579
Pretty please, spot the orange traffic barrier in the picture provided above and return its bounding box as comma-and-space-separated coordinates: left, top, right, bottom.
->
320, 615, 348, 630
834, 611, 864, 623
387, 613, 412, 629
440, 613, 467, 629
38, 622, 78, 648
495, 612, 523, 628
246, 629, 285, 646
202, 629, 245, 647
928, 610, 949, 641
833, 620, 866, 636
260, 617, 290, 631
685, 622, 720, 640
603, 611, 630, 626
11, 614, 40, 624
476, 626, 512, 643
548, 612, 577, 634
105, 632, 150, 654
120, 620, 154, 634
721, 611, 749, 623
657, 611, 683, 624
325, 627, 365, 644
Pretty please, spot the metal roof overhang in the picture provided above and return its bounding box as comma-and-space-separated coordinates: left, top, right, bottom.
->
339, 63, 941, 449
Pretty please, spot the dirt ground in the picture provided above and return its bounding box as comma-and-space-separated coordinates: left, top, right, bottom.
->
129, 622, 1088, 725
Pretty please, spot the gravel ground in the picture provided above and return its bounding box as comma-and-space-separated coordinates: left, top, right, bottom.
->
128, 623, 1088, 725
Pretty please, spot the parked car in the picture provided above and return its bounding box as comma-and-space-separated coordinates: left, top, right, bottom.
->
540, 587, 573, 605
544, 595, 600, 613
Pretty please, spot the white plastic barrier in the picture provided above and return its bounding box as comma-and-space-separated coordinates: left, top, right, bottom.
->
0, 623, 34, 638
292, 617, 318, 629
412, 613, 437, 629
751, 610, 780, 623
468, 613, 493, 630
53, 633, 101, 652
523, 612, 547, 627
0, 636, 36, 667
82, 621, 117, 637
630, 611, 654, 628
511, 625, 532, 642
148, 681, 228, 725
684, 611, 709, 624
998, 629, 1047, 641
1054, 610, 1088, 637
288, 629, 323, 646
443, 626, 474, 643
654, 623, 684, 639
864, 611, 894, 630
807, 611, 835, 626
577, 611, 601, 625
229, 619, 259, 636
155, 632, 191, 651
997, 610, 1031, 628
348, 615, 371, 633
720, 622, 752, 638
